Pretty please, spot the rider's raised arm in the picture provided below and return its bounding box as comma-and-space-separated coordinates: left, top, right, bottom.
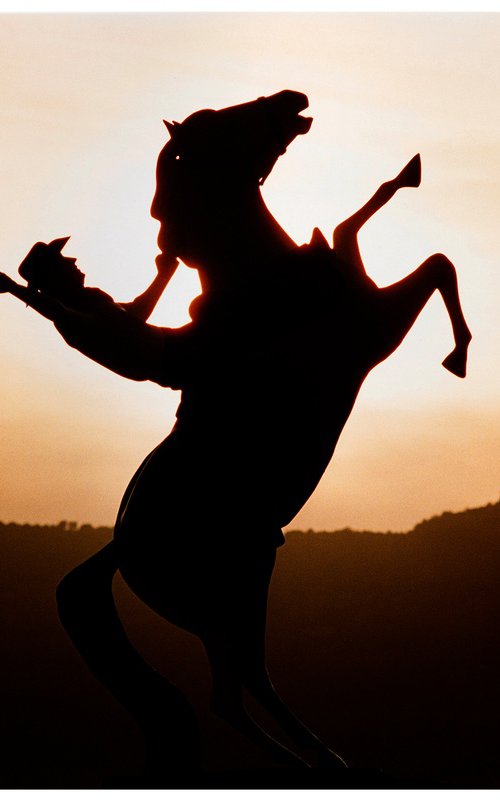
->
0, 272, 184, 384
53, 307, 169, 383
0, 272, 65, 322
120, 254, 179, 321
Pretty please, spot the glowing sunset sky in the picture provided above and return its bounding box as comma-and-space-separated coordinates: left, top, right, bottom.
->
0, 11, 498, 531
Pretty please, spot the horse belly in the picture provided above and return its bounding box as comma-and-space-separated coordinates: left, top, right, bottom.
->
113, 430, 278, 633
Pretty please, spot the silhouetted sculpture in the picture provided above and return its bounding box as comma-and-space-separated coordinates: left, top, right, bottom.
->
0, 90, 471, 782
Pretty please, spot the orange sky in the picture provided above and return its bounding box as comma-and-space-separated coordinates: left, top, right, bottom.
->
0, 12, 498, 531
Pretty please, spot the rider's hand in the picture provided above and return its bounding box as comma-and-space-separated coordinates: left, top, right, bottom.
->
155, 252, 179, 277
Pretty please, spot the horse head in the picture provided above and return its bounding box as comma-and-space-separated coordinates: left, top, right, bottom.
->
160, 90, 312, 187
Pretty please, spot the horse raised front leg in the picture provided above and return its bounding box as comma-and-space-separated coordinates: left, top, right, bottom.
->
333, 154, 421, 288
376, 253, 472, 377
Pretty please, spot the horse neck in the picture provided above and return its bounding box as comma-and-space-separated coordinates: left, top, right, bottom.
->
195, 185, 297, 292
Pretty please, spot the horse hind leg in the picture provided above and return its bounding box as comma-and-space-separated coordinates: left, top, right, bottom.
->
197, 545, 312, 770
200, 543, 347, 773
242, 668, 348, 771
203, 621, 349, 772
234, 611, 348, 771
56, 542, 201, 777
202, 627, 310, 770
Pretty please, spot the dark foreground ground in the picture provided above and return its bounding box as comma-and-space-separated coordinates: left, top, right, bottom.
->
0, 500, 498, 789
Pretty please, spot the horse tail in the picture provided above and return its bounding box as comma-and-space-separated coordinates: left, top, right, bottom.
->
56, 541, 201, 776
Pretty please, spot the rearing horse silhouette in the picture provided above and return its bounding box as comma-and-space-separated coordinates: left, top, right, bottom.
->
11, 90, 471, 777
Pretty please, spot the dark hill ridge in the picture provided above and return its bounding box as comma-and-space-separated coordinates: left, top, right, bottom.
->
288, 494, 500, 537
0, 500, 498, 788
3, 494, 498, 538
270, 499, 500, 789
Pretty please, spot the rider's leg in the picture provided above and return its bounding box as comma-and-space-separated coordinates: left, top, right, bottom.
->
57, 543, 201, 775
375, 253, 472, 377
333, 154, 421, 283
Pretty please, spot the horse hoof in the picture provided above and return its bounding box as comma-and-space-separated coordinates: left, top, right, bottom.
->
396, 153, 421, 188
316, 748, 349, 771
442, 350, 467, 378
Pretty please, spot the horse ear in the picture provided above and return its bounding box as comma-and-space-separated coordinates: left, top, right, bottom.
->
47, 236, 70, 253
310, 227, 329, 250
163, 120, 180, 139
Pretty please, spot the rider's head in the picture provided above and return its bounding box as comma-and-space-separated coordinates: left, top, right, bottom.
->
18, 237, 85, 297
